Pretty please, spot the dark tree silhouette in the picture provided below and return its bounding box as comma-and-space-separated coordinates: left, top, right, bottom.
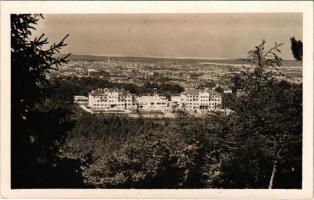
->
220, 41, 302, 189
290, 37, 303, 61
11, 14, 83, 188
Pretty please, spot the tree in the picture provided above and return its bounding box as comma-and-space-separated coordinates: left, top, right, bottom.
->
290, 37, 303, 61
214, 86, 224, 94
198, 79, 216, 89
220, 40, 302, 188
11, 14, 83, 188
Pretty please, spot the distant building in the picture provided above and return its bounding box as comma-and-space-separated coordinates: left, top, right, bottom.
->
74, 67, 83, 73
87, 69, 96, 72
179, 88, 222, 111
87, 68, 97, 76
73, 95, 88, 105
77, 87, 223, 113
137, 94, 169, 112
224, 88, 232, 94
88, 88, 135, 110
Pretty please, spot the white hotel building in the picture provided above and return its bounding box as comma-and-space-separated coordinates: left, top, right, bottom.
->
179, 88, 222, 111
80, 87, 222, 113
73, 95, 88, 105
137, 94, 169, 112
88, 88, 135, 110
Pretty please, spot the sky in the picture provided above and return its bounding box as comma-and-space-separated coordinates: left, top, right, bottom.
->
34, 13, 302, 60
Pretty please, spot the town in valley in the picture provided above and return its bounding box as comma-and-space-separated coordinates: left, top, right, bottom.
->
54, 55, 302, 116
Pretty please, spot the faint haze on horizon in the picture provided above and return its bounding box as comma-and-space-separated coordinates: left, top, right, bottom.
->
34, 13, 303, 60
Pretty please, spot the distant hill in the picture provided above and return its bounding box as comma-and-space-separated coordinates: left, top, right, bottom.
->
67, 54, 302, 67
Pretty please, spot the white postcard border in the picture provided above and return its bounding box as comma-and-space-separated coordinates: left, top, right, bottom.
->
1, 1, 313, 199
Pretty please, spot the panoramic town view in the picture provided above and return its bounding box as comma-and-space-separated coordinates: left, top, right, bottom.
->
11, 13, 303, 189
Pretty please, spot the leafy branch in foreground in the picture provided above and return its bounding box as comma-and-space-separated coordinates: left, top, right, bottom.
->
222, 40, 302, 189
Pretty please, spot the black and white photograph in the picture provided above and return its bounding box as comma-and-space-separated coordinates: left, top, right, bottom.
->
0, 1, 313, 199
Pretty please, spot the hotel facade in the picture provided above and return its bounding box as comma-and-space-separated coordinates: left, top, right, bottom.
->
88, 88, 135, 110
137, 94, 170, 112
172, 88, 223, 111
78, 87, 223, 112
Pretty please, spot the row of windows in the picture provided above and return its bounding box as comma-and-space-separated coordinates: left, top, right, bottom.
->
187, 97, 221, 99
188, 103, 219, 105
151, 102, 166, 105
140, 102, 167, 106
187, 95, 221, 98
187, 105, 218, 108
187, 99, 221, 102
92, 103, 133, 107
96, 96, 132, 100
187, 95, 198, 98
95, 99, 132, 103
75, 99, 88, 102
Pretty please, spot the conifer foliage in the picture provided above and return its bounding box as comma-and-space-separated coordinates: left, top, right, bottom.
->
11, 14, 83, 188
290, 37, 303, 61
